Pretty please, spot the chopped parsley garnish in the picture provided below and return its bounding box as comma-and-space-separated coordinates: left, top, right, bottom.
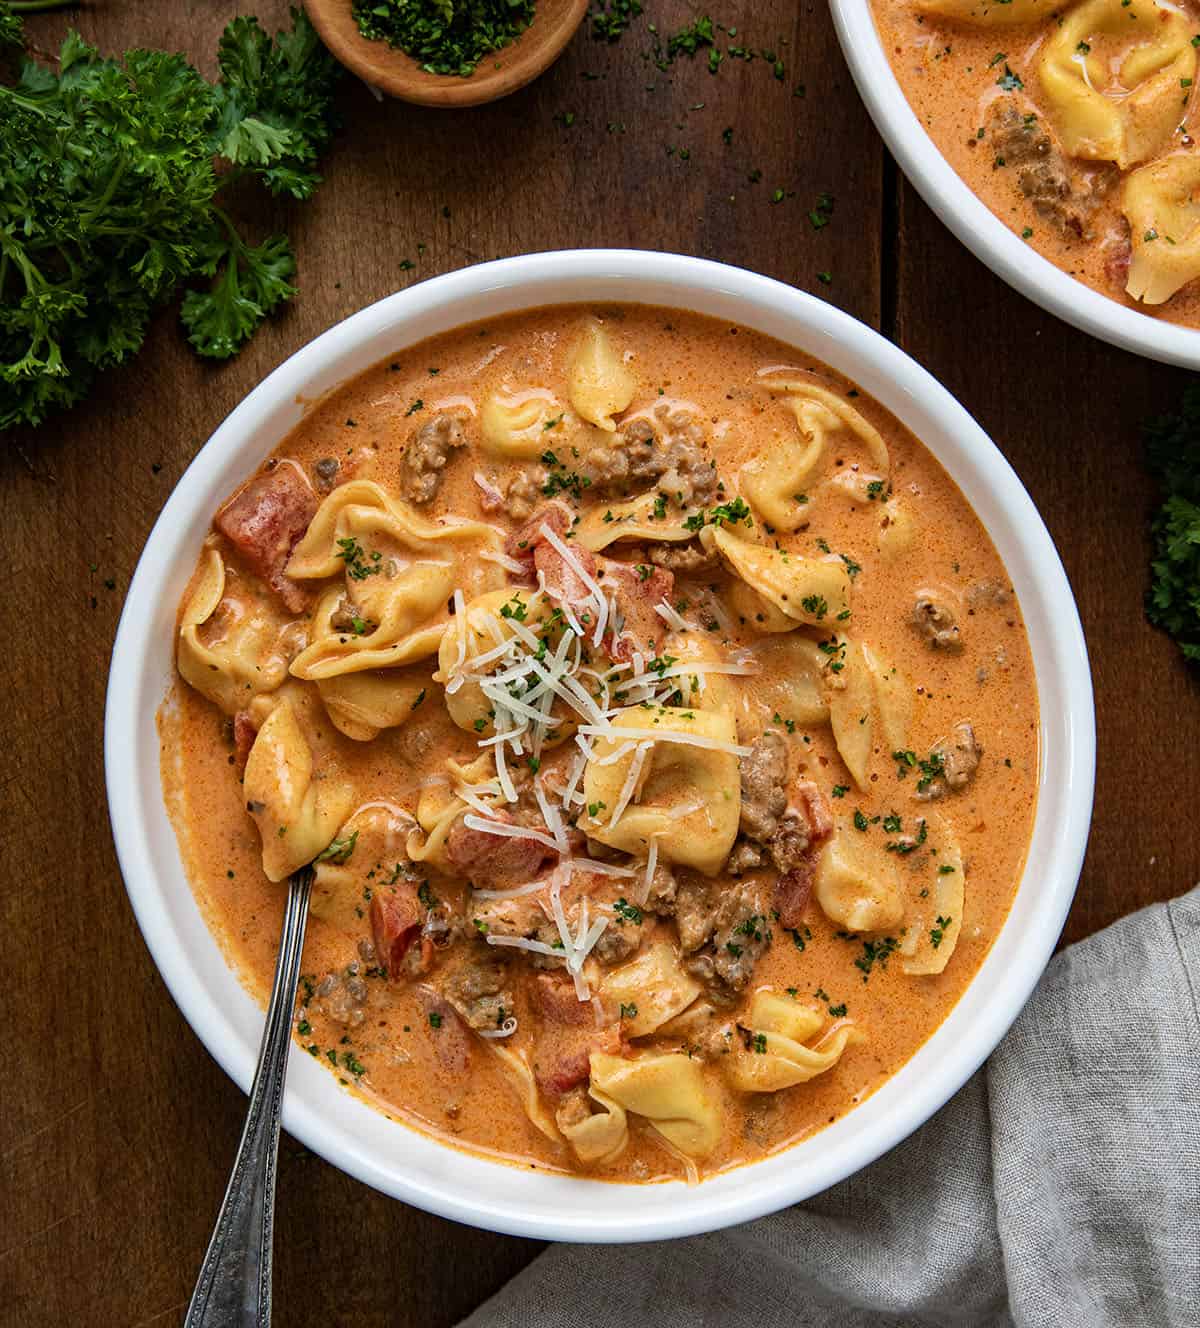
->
886, 818, 929, 855
417, 881, 439, 910
854, 936, 898, 981
801, 594, 828, 619
613, 897, 643, 925
733, 914, 770, 942
893, 747, 946, 792
930, 916, 953, 949
684, 497, 753, 532
428, 1011, 443, 1029
354, 0, 535, 77
315, 830, 358, 864
336, 537, 381, 581
619, 1001, 639, 1019
853, 809, 869, 832
996, 64, 1024, 91
541, 451, 591, 500
831, 784, 848, 798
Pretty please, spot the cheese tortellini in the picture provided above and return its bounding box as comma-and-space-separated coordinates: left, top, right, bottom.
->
480, 390, 568, 460
316, 668, 431, 742
434, 587, 555, 735
724, 991, 862, 1093
581, 707, 741, 873
589, 1050, 723, 1159
743, 379, 891, 528
744, 634, 830, 730
814, 814, 905, 933
600, 943, 702, 1038
899, 817, 966, 976
286, 481, 503, 680
1123, 153, 1200, 305
558, 1086, 629, 1165
575, 493, 701, 551
311, 801, 412, 924
489, 1044, 565, 1145
177, 548, 292, 714
825, 637, 913, 788
566, 319, 637, 430
243, 700, 355, 882
404, 754, 493, 870
708, 523, 852, 629
1038, 0, 1195, 170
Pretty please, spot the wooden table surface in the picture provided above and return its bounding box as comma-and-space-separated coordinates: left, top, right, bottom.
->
3, 2, 1197, 1324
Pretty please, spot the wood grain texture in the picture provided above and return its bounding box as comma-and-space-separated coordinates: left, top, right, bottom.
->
0, 3, 879, 1326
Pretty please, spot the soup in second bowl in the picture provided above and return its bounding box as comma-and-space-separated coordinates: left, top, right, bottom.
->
874, 0, 1200, 326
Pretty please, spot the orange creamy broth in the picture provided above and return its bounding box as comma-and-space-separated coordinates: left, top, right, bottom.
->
872, 0, 1200, 328
160, 304, 1038, 1183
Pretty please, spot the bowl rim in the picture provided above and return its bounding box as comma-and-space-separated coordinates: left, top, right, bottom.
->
828, 0, 1200, 369
105, 249, 1095, 1242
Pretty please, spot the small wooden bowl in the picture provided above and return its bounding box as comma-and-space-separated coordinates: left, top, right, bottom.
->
306, 0, 588, 107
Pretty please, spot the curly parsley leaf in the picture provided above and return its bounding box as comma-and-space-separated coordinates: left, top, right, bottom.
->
1144, 387, 1200, 664
0, 7, 340, 429
181, 229, 298, 358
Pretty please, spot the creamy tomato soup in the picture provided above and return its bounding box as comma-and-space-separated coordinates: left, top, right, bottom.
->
874, 0, 1200, 326
160, 305, 1038, 1183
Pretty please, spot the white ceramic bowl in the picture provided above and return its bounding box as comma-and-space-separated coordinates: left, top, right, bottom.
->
105, 250, 1094, 1241
830, 0, 1200, 369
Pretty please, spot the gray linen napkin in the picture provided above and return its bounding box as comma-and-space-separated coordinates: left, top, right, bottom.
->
460, 886, 1200, 1328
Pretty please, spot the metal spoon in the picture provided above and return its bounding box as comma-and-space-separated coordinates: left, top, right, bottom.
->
184, 865, 314, 1328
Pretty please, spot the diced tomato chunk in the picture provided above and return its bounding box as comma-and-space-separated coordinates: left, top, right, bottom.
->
774, 779, 834, 928
791, 777, 833, 842
415, 986, 473, 1075
445, 811, 558, 888
775, 858, 816, 930
503, 501, 573, 579
530, 974, 621, 1098
214, 462, 316, 613
370, 886, 422, 978
232, 710, 257, 772
534, 537, 599, 611
598, 557, 674, 663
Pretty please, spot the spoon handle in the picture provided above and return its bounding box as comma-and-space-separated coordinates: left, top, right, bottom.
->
185, 867, 313, 1328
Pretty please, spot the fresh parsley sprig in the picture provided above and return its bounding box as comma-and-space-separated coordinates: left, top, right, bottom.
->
0, 6, 341, 430
1144, 387, 1200, 665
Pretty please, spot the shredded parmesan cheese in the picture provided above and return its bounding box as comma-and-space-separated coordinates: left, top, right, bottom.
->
461, 812, 559, 852
609, 741, 651, 830
580, 724, 753, 757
